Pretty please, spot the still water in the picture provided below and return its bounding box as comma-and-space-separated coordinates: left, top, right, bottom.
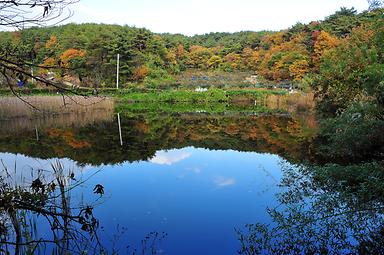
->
0, 95, 319, 254
1, 149, 286, 254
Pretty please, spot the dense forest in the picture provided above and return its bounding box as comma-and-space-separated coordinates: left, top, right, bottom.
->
0, 7, 382, 92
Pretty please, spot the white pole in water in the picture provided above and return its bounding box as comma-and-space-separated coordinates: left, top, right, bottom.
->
116, 54, 120, 89
35, 126, 39, 141
31, 66, 35, 84
117, 113, 123, 146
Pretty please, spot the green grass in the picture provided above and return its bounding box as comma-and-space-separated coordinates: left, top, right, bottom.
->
115, 101, 287, 115
0, 87, 288, 105
116, 89, 287, 103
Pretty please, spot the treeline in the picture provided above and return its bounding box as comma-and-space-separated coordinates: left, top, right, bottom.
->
0, 7, 382, 90
0, 24, 272, 88
307, 8, 384, 164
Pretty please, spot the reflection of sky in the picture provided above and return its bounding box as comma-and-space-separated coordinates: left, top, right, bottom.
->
84, 147, 285, 255
0, 153, 89, 185
149, 149, 192, 165
213, 176, 236, 187
1, 147, 288, 255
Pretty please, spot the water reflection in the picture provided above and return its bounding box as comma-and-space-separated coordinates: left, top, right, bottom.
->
0, 94, 324, 254
237, 162, 384, 254
150, 149, 192, 165
0, 99, 316, 165
0, 148, 288, 254
213, 176, 236, 187
0, 159, 102, 255
88, 147, 285, 254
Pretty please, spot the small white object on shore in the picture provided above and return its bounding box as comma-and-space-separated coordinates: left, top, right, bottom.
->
195, 87, 208, 92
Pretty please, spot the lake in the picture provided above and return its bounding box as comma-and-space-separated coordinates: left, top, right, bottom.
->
4, 94, 381, 254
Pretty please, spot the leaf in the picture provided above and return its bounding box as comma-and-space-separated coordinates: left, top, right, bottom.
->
31, 178, 44, 192
93, 184, 104, 195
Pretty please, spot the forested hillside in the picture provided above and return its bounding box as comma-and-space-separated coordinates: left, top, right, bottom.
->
0, 7, 382, 91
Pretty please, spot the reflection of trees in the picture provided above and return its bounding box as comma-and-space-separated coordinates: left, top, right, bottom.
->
0, 160, 102, 254
237, 162, 384, 254
0, 112, 315, 165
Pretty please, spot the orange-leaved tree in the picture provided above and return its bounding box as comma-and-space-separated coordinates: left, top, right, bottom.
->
59, 48, 87, 81
313, 31, 340, 68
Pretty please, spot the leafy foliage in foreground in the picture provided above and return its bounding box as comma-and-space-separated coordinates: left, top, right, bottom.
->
237, 161, 384, 255
0, 161, 102, 254
236, 8, 384, 254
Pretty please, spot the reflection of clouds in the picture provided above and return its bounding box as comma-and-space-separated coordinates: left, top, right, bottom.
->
150, 150, 192, 166
186, 167, 202, 174
0, 153, 89, 186
214, 176, 236, 187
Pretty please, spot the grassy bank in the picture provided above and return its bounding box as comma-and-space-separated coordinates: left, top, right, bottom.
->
114, 101, 287, 116
0, 87, 288, 102
115, 89, 287, 103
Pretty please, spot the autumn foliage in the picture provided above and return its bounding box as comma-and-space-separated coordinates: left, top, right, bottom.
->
313, 31, 340, 67
45, 35, 58, 49
0, 6, 382, 88
133, 65, 149, 81
60, 48, 86, 68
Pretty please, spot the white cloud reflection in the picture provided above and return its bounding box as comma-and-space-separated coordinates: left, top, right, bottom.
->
0, 153, 90, 186
150, 150, 192, 166
214, 176, 236, 187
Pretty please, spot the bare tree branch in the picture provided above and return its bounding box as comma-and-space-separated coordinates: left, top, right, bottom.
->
0, 0, 95, 111
0, 0, 79, 29
368, 0, 384, 10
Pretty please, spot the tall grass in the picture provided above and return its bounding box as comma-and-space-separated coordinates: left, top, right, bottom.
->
0, 96, 114, 135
